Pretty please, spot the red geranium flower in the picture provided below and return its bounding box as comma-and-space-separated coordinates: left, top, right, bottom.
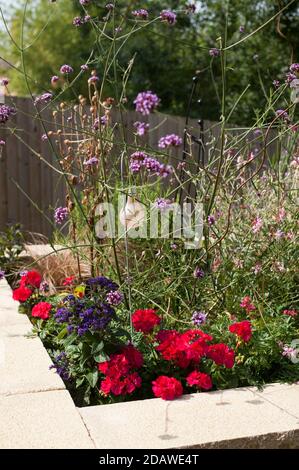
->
229, 320, 252, 342
122, 344, 144, 368
31, 302, 52, 320
282, 309, 297, 317
186, 371, 213, 390
207, 343, 235, 368
20, 270, 42, 289
62, 276, 76, 286
132, 309, 161, 334
12, 286, 32, 302
152, 376, 183, 400
155, 329, 212, 369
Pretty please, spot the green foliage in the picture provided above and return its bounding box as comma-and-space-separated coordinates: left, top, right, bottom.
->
3, 0, 299, 123
0, 224, 24, 279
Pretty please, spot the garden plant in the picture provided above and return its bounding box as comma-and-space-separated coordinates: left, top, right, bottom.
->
0, 1, 298, 406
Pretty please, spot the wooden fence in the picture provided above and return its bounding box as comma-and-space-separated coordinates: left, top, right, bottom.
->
0, 96, 279, 239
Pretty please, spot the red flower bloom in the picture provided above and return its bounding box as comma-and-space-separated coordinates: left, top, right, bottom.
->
12, 286, 32, 302
186, 371, 213, 390
100, 372, 142, 396
31, 302, 52, 320
282, 309, 297, 317
152, 376, 183, 400
122, 344, 144, 368
207, 343, 235, 368
229, 320, 252, 342
20, 270, 42, 289
98, 345, 143, 397
156, 329, 212, 369
62, 276, 76, 286
132, 309, 161, 334
240, 296, 256, 313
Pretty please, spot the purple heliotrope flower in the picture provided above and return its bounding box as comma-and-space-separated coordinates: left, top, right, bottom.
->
134, 91, 160, 115
54, 207, 69, 224
133, 121, 149, 136
132, 9, 149, 19
106, 290, 124, 306
209, 48, 220, 57
192, 311, 207, 326
50, 352, 71, 381
60, 64, 74, 74
158, 134, 182, 149
160, 10, 177, 25
0, 269, 5, 280
0, 104, 16, 123
34, 92, 53, 105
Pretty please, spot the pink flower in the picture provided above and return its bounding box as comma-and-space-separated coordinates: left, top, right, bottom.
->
252, 216, 263, 233
240, 296, 256, 313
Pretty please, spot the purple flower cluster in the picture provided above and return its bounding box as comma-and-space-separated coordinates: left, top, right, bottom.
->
54, 206, 69, 224
73, 15, 91, 27
34, 92, 53, 105
129, 151, 173, 178
86, 276, 119, 293
160, 10, 177, 25
54, 289, 116, 336
193, 267, 205, 279
132, 9, 149, 19
60, 64, 74, 74
134, 91, 160, 115
84, 156, 99, 167
50, 352, 71, 381
154, 198, 172, 211
106, 290, 124, 306
39, 281, 50, 293
209, 48, 220, 57
158, 134, 182, 149
133, 121, 149, 136
0, 104, 16, 124
192, 311, 207, 326
93, 115, 108, 129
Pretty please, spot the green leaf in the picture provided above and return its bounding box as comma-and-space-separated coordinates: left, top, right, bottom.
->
95, 352, 110, 363
86, 370, 99, 388
57, 327, 68, 340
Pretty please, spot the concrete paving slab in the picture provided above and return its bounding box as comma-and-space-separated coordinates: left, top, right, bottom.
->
79, 384, 299, 449
0, 390, 95, 449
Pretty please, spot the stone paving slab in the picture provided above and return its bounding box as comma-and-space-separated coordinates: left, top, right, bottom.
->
0, 278, 94, 449
79, 383, 299, 449
0, 323, 64, 395
0, 390, 95, 449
